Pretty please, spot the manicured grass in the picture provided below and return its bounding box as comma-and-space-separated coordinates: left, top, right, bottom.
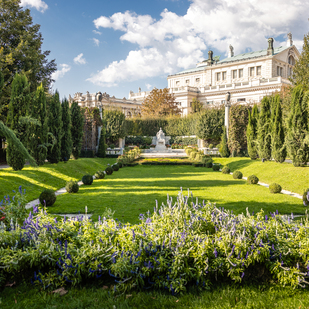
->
2, 282, 309, 309
213, 157, 309, 195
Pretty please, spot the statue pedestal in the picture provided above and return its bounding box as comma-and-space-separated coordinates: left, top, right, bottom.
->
155, 142, 166, 151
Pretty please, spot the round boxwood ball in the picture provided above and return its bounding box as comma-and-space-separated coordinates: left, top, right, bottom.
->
222, 166, 230, 174
247, 175, 259, 184
117, 162, 123, 168
82, 174, 93, 185
212, 164, 221, 171
94, 170, 105, 179
302, 188, 309, 206
233, 170, 243, 179
39, 189, 56, 206
205, 161, 213, 168
112, 163, 119, 171
105, 165, 113, 175
269, 183, 282, 194
65, 180, 79, 193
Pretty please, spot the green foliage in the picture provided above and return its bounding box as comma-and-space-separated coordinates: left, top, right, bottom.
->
97, 118, 106, 158
212, 164, 221, 171
221, 166, 230, 174
191, 98, 204, 113
70, 102, 84, 160
125, 136, 152, 146
94, 171, 105, 179
246, 104, 259, 160
61, 99, 73, 161
117, 147, 141, 166
257, 96, 272, 160
190, 151, 198, 159
39, 189, 56, 206
169, 136, 197, 146
205, 161, 213, 168
82, 174, 93, 185
233, 170, 243, 179
47, 91, 62, 164
247, 175, 259, 184
104, 109, 126, 142
219, 126, 230, 157
228, 104, 249, 157
285, 86, 309, 166
269, 183, 282, 194
65, 180, 79, 193
302, 188, 309, 206
125, 118, 168, 136
112, 163, 119, 171
196, 107, 224, 145
105, 165, 114, 175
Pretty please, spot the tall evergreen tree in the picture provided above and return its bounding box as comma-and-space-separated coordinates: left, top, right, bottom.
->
285, 85, 309, 166
246, 104, 259, 160
6, 73, 30, 170
70, 102, 84, 159
60, 98, 72, 161
271, 95, 286, 163
28, 84, 48, 165
47, 91, 62, 164
96, 115, 106, 158
219, 126, 230, 157
257, 96, 272, 160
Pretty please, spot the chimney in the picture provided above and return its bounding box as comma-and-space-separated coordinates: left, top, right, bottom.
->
287, 33, 293, 47
228, 45, 234, 58
267, 38, 274, 56
207, 50, 214, 65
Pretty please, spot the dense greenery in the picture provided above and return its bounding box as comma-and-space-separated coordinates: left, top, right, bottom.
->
60, 99, 73, 161
219, 126, 229, 157
70, 102, 84, 159
246, 104, 259, 160
104, 109, 126, 143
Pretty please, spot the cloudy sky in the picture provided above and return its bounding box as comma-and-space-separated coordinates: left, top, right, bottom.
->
23, 0, 309, 100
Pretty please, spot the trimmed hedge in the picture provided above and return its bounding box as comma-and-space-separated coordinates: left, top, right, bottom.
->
65, 180, 79, 193
233, 170, 243, 179
269, 183, 282, 194
82, 174, 93, 185
221, 166, 230, 174
39, 189, 56, 206
94, 171, 105, 179
247, 175, 259, 185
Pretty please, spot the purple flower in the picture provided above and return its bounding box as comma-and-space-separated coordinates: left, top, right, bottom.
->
214, 248, 218, 258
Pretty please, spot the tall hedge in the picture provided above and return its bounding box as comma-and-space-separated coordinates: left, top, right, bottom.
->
104, 109, 126, 142
246, 104, 259, 160
71, 102, 84, 160
219, 126, 230, 157
228, 104, 249, 156
97, 109, 106, 158
60, 98, 72, 161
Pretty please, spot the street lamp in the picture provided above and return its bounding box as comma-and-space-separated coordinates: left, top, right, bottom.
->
224, 92, 231, 139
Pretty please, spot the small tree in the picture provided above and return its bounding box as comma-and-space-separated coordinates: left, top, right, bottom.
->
191, 98, 204, 113
71, 102, 84, 159
60, 98, 72, 161
246, 104, 259, 160
104, 109, 126, 144
219, 126, 230, 157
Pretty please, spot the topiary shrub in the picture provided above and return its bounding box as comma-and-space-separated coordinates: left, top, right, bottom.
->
205, 161, 213, 168
112, 163, 119, 171
65, 180, 79, 193
269, 183, 282, 194
247, 175, 259, 185
233, 170, 243, 179
82, 174, 93, 185
94, 171, 105, 179
212, 164, 221, 171
222, 166, 230, 174
105, 165, 113, 175
303, 188, 309, 206
39, 189, 56, 206
117, 162, 123, 168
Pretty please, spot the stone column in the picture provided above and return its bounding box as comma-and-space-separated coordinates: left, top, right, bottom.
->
225, 92, 231, 139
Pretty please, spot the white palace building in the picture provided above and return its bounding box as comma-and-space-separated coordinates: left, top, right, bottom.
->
70, 34, 300, 117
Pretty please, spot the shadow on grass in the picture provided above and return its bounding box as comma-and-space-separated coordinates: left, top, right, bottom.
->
223, 159, 258, 170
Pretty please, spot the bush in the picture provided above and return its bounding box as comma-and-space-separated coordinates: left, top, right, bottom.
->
269, 183, 282, 194
65, 180, 79, 193
233, 170, 243, 179
39, 189, 56, 206
82, 174, 93, 185
212, 164, 221, 171
112, 163, 119, 171
208, 144, 214, 149
117, 162, 123, 168
94, 171, 105, 179
205, 161, 213, 168
221, 166, 230, 174
105, 165, 114, 175
303, 188, 309, 206
190, 151, 198, 159
247, 175, 259, 185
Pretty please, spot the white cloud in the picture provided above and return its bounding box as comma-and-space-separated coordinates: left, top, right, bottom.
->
146, 83, 152, 90
20, 0, 48, 12
93, 38, 100, 46
90, 0, 308, 86
93, 30, 102, 35
51, 64, 71, 81
74, 53, 86, 65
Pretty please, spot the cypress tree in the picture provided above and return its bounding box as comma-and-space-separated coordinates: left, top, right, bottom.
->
257, 96, 272, 160
6, 73, 30, 170
271, 95, 286, 163
47, 91, 62, 164
285, 86, 309, 166
28, 84, 48, 165
97, 117, 106, 158
61, 98, 73, 161
71, 102, 84, 159
247, 104, 259, 160
219, 126, 230, 157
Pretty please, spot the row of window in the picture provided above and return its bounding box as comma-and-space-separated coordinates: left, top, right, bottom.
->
205, 98, 246, 105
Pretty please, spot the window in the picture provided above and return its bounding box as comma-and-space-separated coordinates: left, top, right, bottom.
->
221, 100, 226, 104
195, 78, 200, 83
216, 72, 221, 81
249, 67, 255, 77
238, 69, 243, 78
237, 98, 246, 102
288, 55, 295, 65
176, 81, 180, 86
256, 66, 261, 76
277, 66, 283, 77
232, 70, 237, 79
222, 71, 227, 80
185, 79, 190, 84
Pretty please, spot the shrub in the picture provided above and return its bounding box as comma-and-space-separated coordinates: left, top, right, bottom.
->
212, 164, 221, 171
247, 175, 259, 185
208, 143, 214, 149
39, 189, 56, 206
221, 166, 230, 174
233, 170, 243, 179
65, 180, 79, 193
269, 183, 282, 194
117, 162, 123, 168
190, 151, 198, 159
82, 174, 93, 185
205, 161, 213, 168
112, 163, 119, 171
303, 188, 309, 206
94, 171, 105, 179
105, 165, 114, 175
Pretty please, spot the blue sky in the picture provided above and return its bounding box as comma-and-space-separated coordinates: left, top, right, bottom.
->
22, 0, 309, 100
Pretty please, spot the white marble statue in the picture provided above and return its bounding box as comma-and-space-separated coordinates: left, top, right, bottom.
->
156, 128, 165, 145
